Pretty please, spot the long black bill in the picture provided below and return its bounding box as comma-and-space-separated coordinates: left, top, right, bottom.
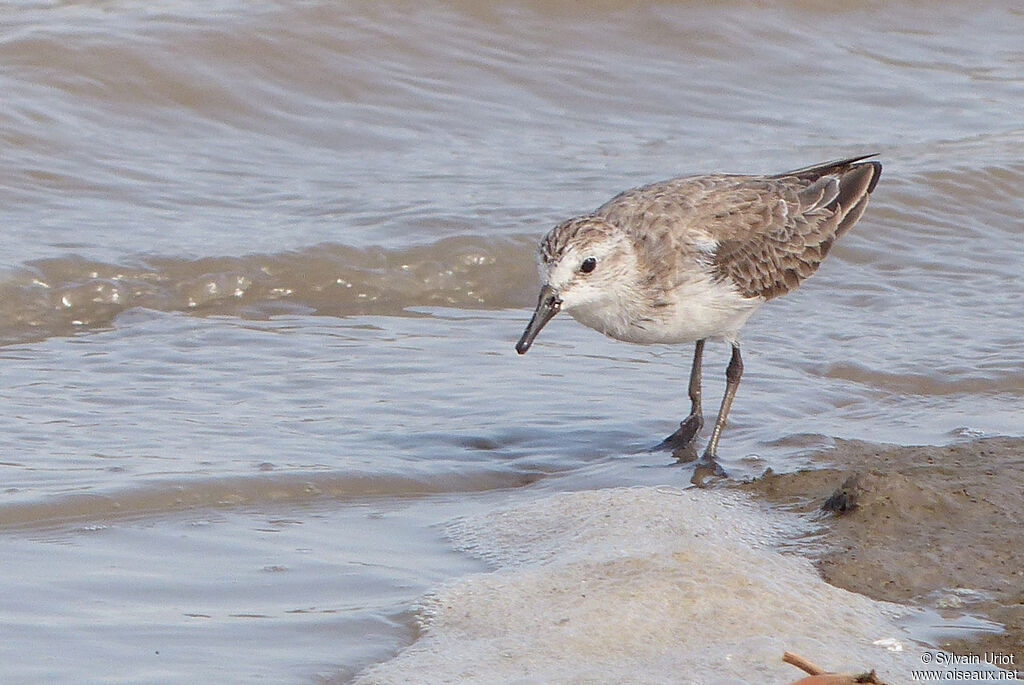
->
515, 285, 561, 354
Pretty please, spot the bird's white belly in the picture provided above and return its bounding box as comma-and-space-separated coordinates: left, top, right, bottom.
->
568, 277, 764, 345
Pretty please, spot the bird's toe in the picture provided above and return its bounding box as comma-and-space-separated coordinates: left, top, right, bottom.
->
690, 455, 728, 486
658, 413, 704, 460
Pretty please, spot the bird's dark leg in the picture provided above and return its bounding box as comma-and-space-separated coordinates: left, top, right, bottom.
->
693, 343, 742, 482
661, 339, 705, 461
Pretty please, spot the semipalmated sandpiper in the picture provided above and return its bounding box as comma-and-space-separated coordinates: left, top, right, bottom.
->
516, 155, 882, 479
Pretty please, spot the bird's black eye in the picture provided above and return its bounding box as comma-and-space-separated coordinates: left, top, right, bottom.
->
580, 257, 597, 274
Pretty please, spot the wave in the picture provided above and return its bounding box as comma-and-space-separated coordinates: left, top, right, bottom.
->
0, 464, 544, 532
0, 235, 541, 345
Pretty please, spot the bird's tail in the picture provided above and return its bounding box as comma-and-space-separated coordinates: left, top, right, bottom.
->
777, 154, 882, 239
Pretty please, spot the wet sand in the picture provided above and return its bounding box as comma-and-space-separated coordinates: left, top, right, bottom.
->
736, 436, 1024, 670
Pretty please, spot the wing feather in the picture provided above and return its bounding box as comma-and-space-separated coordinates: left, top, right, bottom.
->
712, 158, 881, 299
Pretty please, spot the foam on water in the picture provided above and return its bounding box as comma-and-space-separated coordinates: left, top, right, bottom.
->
355, 487, 922, 684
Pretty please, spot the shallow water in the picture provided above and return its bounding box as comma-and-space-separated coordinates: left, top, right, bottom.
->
1, 0, 1022, 682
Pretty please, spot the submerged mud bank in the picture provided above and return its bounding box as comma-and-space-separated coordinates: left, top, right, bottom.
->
737, 436, 1024, 670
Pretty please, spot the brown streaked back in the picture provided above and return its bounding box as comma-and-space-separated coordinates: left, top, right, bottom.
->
711, 155, 882, 300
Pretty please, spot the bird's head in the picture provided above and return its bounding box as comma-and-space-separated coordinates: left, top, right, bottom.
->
516, 216, 637, 354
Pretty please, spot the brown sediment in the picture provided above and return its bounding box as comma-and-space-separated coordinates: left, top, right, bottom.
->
735, 436, 1024, 670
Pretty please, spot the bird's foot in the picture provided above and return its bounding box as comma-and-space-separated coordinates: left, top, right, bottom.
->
690, 454, 728, 487
658, 413, 703, 462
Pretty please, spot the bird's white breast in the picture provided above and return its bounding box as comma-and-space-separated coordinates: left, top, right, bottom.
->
567, 272, 764, 345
